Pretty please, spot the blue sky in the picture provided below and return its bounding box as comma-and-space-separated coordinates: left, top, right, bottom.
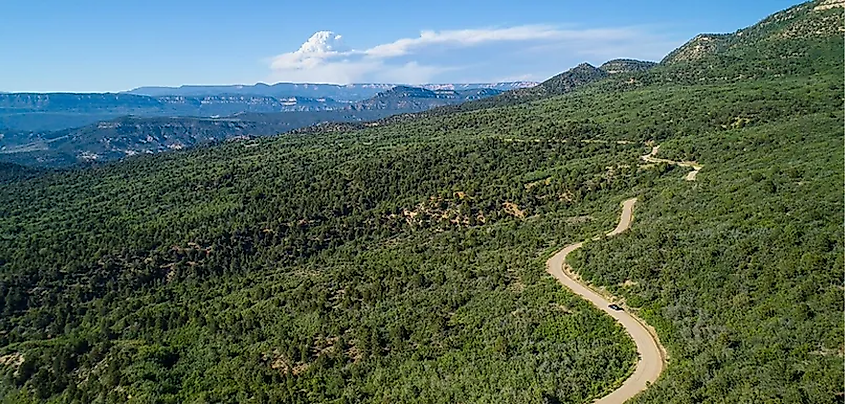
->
0, 0, 802, 92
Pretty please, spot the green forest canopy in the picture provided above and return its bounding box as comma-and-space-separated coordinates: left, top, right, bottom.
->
0, 1, 842, 403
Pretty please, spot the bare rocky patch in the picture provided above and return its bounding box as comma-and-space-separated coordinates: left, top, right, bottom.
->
0, 352, 24, 376
502, 202, 526, 219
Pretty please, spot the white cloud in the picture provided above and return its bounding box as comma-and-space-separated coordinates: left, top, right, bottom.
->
268, 30, 456, 84
270, 31, 348, 71
267, 25, 680, 84
362, 26, 564, 58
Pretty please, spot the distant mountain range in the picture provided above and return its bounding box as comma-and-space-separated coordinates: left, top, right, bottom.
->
0, 86, 509, 166
0, 94, 347, 132
123, 82, 537, 101
3, 66, 675, 167
0, 110, 398, 167
0, 84, 520, 132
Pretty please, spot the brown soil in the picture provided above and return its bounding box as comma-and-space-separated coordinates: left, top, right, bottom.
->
546, 198, 667, 403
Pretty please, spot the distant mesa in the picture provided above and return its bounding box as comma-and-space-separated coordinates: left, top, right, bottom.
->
0, 84, 509, 166
123, 82, 537, 102
3, 0, 841, 168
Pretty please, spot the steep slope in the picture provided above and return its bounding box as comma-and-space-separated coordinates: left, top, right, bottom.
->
662, 1, 843, 65
569, 92, 843, 404
646, 0, 844, 84
528, 63, 610, 96
0, 111, 650, 403
425, 59, 657, 113
442, 0, 842, 113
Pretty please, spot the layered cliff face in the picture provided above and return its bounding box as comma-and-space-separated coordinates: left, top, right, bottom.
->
0, 93, 161, 112
0, 93, 344, 115
0, 85, 516, 132
0, 93, 350, 132
0, 110, 397, 167
0, 86, 509, 166
154, 95, 346, 113
125, 81, 537, 100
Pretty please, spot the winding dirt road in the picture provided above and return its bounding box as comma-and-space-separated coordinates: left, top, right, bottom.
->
546, 198, 666, 403
641, 145, 702, 181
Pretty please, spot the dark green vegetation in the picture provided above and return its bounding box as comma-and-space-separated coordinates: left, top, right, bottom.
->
0, 120, 651, 403
1, 1, 842, 403
350, 86, 502, 111
0, 162, 46, 184
572, 111, 843, 403
437, 58, 658, 112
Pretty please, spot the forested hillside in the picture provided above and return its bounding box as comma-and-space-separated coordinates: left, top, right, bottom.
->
0, 117, 653, 403
572, 110, 843, 403
0, 1, 842, 403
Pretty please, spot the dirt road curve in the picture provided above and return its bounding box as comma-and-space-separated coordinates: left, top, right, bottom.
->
546, 198, 665, 403
641, 145, 702, 181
